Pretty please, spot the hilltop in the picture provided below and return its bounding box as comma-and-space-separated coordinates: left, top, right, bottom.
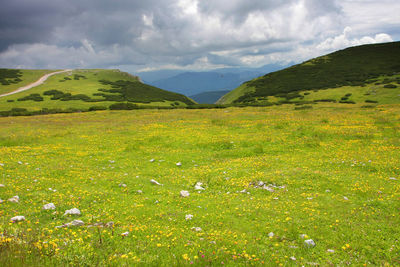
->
0, 69, 195, 115
218, 42, 400, 105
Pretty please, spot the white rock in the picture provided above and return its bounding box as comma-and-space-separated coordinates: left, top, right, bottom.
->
239, 189, 247, 193
0, 163, 4, 166
194, 182, 205, 190
121, 231, 129, 236
43, 203, 56, 210
268, 232, 274, 238
69, 220, 84, 226
325, 189, 331, 192
64, 208, 81, 216
119, 183, 127, 188
137, 190, 143, 194
263, 185, 275, 192
8, 195, 19, 203
149, 159, 155, 163
304, 239, 316, 247
290, 256, 296, 261
343, 196, 349, 200
0, 184, 5, 187
327, 249, 335, 253
185, 214, 193, 220
18, 161, 23, 165
258, 181, 265, 187
389, 177, 397, 180
180, 190, 190, 197
176, 162, 182, 166
191, 227, 202, 232
150, 179, 162, 186
11, 216, 25, 222
0, 199, 3, 203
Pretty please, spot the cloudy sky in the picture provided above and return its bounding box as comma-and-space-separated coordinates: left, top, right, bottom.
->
0, 0, 399, 73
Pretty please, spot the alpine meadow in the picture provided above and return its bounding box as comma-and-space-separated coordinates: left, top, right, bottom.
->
1, 0, 400, 265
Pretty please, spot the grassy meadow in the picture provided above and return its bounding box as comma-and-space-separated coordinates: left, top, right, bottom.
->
0, 104, 399, 266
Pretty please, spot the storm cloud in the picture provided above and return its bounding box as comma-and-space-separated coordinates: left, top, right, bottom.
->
0, 0, 399, 72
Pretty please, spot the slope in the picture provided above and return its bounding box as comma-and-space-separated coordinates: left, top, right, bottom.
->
219, 41, 400, 104
0, 69, 195, 114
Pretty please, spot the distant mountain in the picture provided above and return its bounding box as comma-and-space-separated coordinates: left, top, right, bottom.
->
139, 64, 286, 96
219, 41, 400, 104
190, 90, 231, 104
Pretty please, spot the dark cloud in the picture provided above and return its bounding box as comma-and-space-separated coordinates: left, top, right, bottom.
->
0, 0, 398, 70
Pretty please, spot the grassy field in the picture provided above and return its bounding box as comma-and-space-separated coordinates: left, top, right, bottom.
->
0, 69, 194, 112
0, 70, 54, 95
0, 104, 399, 266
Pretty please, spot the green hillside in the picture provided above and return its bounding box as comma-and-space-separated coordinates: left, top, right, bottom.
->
0, 69, 195, 115
219, 42, 400, 105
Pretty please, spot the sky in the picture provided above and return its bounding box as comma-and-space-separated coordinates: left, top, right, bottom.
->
0, 0, 399, 73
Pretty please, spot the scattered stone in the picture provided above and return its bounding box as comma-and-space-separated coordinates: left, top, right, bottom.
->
150, 179, 162, 186
288, 245, 298, 249
268, 232, 274, 238
343, 196, 349, 201
191, 227, 202, 232
0, 199, 3, 203
109, 160, 115, 163
137, 190, 143, 194
56, 220, 85, 228
121, 231, 129, 236
48, 188, 57, 192
389, 177, 397, 180
119, 183, 127, 188
0, 163, 4, 166
180, 190, 190, 197
154, 200, 159, 204
327, 249, 335, 253
304, 239, 316, 247
8, 195, 19, 203
0, 184, 5, 187
105, 221, 114, 228
11, 216, 25, 222
185, 214, 193, 220
18, 161, 23, 165
239, 189, 247, 194
149, 159, 155, 163
290, 256, 296, 261
64, 208, 81, 216
325, 189, 331, 192
176, 162, 182, 166
307, 197, 313, 200
194, 182, 205, 191
43, 203, 56, 210
273, 197, 279, 200
263, 185, 275, 192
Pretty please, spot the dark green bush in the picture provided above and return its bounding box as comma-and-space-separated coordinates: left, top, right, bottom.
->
89, 106, 107, 111
109, 102, 139, 110
294, 105, 313, 110
365, 100, 378, 103
17, 94, 44, 102
383, 84, 397, 88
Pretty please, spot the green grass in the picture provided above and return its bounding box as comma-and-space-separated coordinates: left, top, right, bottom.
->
221, 41, 400, 104
0, 69, 195, 112
0, 69, 55, 95
0, 104, 399, 266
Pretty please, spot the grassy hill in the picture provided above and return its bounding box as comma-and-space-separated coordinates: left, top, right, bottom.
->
0, 69, 195, 115
219, 42, 400, 105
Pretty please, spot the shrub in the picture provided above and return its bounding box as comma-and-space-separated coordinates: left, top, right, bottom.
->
17, 94, 44, 102
294, 105, 313, 110
7, 100, 14, 102
339, 100, 356, 104
365, 100, 378, 103
383, 84, 397, 88
109, 102, 139, 110
89, 106, 107, 111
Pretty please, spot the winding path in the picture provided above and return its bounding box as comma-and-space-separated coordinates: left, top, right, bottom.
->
0, 69, 73, 98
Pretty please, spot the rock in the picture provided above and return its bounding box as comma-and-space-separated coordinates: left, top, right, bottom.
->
389, 177, 397, 180
0, 199, 3, 203
176, 162, 182, 166
11, 216, 25, 222
304, 239, 316, 247
263, 185, 275, 192
194, 182, 205, 191
137, 190, 143, 194
64, 208, 81, 216
290, 256, 296, 261
119, 183, 127, 188
343, 196, 349, 200
300, 234, 307, 239
43, 203, 56, 210
69, 220, 84, 226
268, 232, 274, 238
180, 190, 190, 197
239, 189, 247, 193
0, 184, 5, 187
327, 249, 335, 253
121, 231, 129, 236
105, 221, 114, 228
56, 220, 84, 228
150, 179, 162, 186
258, 181, 265, 187
185, 214, 193, 220
8, 195, 19, 203
0, 163, 4, 166
191, 227, 202, 232
149, 159, 155, 163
